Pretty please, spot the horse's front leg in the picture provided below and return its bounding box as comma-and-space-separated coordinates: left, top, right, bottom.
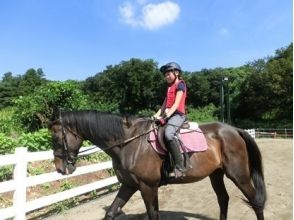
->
140, 182, 160, 220
104, 184, 137, 220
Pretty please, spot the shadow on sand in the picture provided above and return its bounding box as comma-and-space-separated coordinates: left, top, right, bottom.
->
103, 208, 216, 220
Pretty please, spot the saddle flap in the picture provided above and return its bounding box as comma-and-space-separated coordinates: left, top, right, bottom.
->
156, 126, 167, 152
148, 122, 208, 155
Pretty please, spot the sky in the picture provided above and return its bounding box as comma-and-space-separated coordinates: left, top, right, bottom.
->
0, 0, 292, 81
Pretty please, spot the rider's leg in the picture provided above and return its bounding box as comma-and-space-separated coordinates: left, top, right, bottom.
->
165, 114, 186, 178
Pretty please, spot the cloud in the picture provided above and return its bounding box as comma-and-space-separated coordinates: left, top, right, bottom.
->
119, 1, 180, 30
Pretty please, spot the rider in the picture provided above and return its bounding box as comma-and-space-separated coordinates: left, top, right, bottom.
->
154, 62, 187, 178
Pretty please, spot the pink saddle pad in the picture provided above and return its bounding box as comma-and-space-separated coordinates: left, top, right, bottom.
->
148, 122, 208, 155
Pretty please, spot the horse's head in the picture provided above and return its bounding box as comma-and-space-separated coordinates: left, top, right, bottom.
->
48, 117, 83, 175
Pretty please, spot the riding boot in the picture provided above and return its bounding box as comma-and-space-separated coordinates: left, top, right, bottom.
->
166, 138, 187, 178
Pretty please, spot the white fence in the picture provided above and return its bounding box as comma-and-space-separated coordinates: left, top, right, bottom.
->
244, 129, 293, 139
245, 129, 256, 139
0, 146, 118, 220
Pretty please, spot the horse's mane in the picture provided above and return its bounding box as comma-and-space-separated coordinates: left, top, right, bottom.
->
61, 110, 152, 142
61, 110, 126, 141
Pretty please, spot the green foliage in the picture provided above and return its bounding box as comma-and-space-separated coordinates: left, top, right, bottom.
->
60, 180, 76, 191
0, 166, 13, 182
13, 81, 90, 131
53, 198, 78, 213
107, 168, 116, 177
0, 44, 292, 132
90, 101, 119, 113
0, 72, 21, 108
0, 108, 23, 135
136, 109, 155, 117
18, 129, 52, 152
234, 43, 293, 122
0, 69, 47, 109
28, 166, 44, 176
0, 133, 18, 154
0, 129, 51, 154
82, 140, 92, 147
234, 119, 293, 129
18, 68, 46, 94
187, 104, 218, 123
82, 58, 165, 113
82, 151, 111, 163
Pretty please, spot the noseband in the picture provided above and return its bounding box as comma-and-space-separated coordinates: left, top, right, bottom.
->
54, 116, 81, 167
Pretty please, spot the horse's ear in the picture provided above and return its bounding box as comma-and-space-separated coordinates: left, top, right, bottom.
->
51, 105, 60, 121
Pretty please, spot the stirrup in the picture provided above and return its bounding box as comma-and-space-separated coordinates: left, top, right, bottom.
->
168, 167, 186, 178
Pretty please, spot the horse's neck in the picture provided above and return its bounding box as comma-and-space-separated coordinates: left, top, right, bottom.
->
106, 119, 153, 162
79, 115, 154, 164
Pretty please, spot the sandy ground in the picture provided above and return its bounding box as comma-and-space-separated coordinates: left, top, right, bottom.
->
45, 139, 293, 220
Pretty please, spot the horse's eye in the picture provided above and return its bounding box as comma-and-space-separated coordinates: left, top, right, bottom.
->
51, 125, 61, 134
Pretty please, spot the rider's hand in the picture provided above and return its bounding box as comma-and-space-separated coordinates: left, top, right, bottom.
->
154, 116, 166, 126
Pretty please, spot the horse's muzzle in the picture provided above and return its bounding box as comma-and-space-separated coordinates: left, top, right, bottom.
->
66, 163, 76, 174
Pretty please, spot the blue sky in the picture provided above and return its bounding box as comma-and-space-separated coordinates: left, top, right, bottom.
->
0, 0, 292, 81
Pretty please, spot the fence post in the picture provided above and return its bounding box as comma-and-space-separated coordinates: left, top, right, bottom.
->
13, 147, 28, 220
285, 128, 287, 138
252, 129, 256, 139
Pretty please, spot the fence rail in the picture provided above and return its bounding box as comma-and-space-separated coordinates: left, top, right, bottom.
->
254, 128, 293, 138
0, 146, 118, 220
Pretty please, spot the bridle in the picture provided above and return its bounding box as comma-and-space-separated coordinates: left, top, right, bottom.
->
51, 116, 82, 169
53, 116, 157, 168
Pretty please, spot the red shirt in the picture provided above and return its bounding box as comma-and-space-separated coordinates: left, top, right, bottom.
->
165, 80, 187, 114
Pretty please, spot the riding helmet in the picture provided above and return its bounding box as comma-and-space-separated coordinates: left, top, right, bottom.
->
160, 62, 182, 74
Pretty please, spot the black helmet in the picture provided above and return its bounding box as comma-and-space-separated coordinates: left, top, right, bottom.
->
160, 62, 182, 73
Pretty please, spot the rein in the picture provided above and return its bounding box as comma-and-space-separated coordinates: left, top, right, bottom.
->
170, 123, 204, 133
56, 114, 202, 163
100, 126, 156, 152
58, 116, 156, 161
78, 126, 156, 155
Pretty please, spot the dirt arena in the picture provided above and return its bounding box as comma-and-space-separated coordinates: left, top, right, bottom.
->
46, 139, 292, 220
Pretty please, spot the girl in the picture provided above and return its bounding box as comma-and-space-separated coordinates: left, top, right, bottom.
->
154, 62, 187, 178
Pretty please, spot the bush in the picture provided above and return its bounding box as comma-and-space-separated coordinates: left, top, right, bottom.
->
0, 166, 13, 181
13, 81, 91, 132
187, 104, 218, 123
0, 129, 51, 154
18, 129, 52, 152
90, 102, 119, 113
233, 119, 293, 129
136, 109, 155, 117
0, 107, 23, 135
0, 133, 18, 154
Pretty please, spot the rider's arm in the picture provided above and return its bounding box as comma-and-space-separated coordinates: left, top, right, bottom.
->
154, 98, 166, 118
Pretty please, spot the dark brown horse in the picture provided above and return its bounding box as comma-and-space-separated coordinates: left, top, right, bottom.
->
49, 110, 266, 220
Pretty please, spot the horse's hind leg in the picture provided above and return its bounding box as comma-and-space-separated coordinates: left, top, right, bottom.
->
226, 161, 265, 220
230, 174, 264, 220
104, 184, 137, 220
209, 169, 229, 220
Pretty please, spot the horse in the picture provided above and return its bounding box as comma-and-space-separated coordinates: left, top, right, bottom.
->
48, 110, 266, 220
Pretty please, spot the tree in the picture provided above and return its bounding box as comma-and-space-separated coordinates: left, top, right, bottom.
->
13, 81, 90, 131
235, 43, 293, 121
0, 69, 47, 109
0, 72, 22, 108
19, 68, 47, 94
83, 58, 165, 113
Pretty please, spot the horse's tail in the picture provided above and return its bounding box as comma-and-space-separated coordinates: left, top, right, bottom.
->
237, 129, 267, 210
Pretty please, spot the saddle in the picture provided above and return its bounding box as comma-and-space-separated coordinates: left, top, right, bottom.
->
156, 122, 191, 183
148, 121, 208, 184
